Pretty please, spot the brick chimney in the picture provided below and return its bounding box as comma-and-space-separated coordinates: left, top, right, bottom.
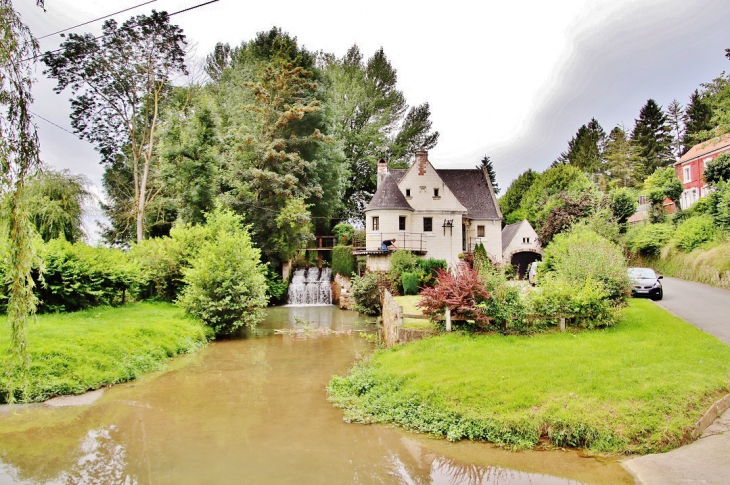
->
415, 150, 428, 176
376, 158, 388, 188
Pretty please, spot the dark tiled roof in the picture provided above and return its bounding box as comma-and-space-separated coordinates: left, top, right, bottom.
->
437, 169, 501, 220
390, 169, 407, 184
501, 220, 524, 248
364, 172, 413, 211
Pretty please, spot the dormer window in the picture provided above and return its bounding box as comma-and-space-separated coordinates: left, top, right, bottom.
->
433, 188, 440, 198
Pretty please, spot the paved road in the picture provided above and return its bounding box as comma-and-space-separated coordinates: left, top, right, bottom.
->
622, 276, 730, 484
652, 276, 730, 345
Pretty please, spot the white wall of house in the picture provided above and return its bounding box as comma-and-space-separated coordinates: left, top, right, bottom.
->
465, 219, 503, 263
503, 221, 542, 262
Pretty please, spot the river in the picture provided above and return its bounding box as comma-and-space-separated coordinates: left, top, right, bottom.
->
0, 306, 634, 484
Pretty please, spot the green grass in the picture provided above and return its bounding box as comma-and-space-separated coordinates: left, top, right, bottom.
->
394, 295, 435, 330
329, 300, 730, 454
0, 302, 211, 403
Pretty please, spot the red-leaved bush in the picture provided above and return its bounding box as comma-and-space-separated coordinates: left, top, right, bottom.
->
417, 264, 491, 328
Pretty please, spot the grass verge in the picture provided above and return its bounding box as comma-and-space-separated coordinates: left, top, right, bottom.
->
394, 295, 434, 330
328, 299, 730, 454
1, 302, 211, 403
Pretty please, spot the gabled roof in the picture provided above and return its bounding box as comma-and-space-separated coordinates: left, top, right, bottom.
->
437, 169, 501, 220
501, 220, 525, 249
364, 172, 413, 211
676, 133, 730, 165
390, 169, 407, 184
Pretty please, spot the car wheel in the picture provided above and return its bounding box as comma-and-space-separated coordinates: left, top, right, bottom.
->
651, 290, 663, 301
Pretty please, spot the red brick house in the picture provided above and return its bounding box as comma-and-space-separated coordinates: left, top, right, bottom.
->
674, 133, 730, 209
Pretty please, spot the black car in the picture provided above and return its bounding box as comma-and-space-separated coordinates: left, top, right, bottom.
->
628, 267, 663, 301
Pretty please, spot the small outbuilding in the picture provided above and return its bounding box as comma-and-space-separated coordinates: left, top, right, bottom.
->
501, 220, 543, 278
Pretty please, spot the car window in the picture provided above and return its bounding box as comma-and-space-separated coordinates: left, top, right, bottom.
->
628, 268, 656, 279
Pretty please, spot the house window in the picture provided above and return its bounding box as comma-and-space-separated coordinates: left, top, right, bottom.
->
683, 166, 691, 183
405, 189, 411, 197
423, 217, 433, 232
433, 188, 440, 198
399, 216, 406, 231
372, 216, 379, 231
523, 237, 530, 244
477, 225, 485, 237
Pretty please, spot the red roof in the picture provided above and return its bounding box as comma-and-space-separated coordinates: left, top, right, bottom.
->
676, 133, 730, 166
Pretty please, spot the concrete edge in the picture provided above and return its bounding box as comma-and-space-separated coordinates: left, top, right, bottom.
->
694, 393, 730, 438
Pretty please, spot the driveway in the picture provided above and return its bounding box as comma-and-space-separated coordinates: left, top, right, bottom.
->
652, 276, 730, 345
622, 276, 730, 484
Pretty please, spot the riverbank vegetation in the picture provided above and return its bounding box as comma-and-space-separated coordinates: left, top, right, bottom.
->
329, 299, 730, 454
0, 302, 210, 403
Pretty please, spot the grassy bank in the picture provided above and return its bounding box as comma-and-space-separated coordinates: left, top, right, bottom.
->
1, 302, 211, 403
631, 240, 730, 290
394, 295, 434, 330
328, 300, 730, 454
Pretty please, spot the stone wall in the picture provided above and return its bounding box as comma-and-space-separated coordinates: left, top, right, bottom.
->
381, 289, 403, 347
333, 274, 355, 310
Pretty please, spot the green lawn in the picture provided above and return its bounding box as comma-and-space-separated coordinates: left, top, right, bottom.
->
394, 295, 435, 330
0, 302, 210, 403
329, 299, 730, 454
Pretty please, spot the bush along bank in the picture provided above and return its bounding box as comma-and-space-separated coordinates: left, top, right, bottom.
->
328, 300, 730, 454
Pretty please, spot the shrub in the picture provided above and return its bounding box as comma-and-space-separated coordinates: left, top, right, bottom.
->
177, 226, 268, 336
332, 223, 355, 245
21, 239, 144, 313
472, 243, 490, 270
672, 215, 718, 252
624, 223, 675, 257
415, 258, 447, 287
536, 190, 598, 245
417, 264, 490, 329
350, 271, 388, 315
264, 267, 288, 305
610, 187, 638, 226
332, 245, 355, 277
400, 272, 420, 295
528, 276, 618, 328
476, 266, 528, 333
542, 227, 630, 302
388, 249, 418, 293
704, 152, 730, 185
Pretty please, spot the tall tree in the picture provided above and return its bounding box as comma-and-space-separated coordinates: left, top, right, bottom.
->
684, 89, 713, 148
0, 0, 46, 402
389, 102, 439, 166
557, 118, 606, 175
666, 99, 685, 159
499, 169, 538, 220
632, 99, 674, 180
479, 155, 499, 194
43, 11, 187, 244
604, 125, 639, 188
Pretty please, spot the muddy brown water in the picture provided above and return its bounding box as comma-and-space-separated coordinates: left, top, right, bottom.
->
0, 306, 634, 484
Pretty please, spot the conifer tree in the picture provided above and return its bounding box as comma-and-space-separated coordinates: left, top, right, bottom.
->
666, 99, 685, 159
604, 125, 639, 188
556, 118, 605, 175
632, 99, 674, 180
684, 89, 714, 148
479, 155, 499, 194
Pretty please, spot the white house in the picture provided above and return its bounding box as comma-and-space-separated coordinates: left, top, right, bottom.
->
500, 220, 543, 278
357, 150, 504, 270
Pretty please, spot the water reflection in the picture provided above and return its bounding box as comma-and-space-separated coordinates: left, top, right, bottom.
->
0, 307, 632, 485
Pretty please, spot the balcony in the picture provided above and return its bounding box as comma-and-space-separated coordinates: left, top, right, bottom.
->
353, 232, 428, 256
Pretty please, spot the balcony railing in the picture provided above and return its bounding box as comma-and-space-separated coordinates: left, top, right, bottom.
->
355, 232, 427, 255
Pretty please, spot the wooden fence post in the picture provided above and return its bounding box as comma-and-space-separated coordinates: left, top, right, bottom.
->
560, 317, 566, 332
445, 308, 452, 332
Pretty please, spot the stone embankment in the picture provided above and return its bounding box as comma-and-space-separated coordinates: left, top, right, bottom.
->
380, 289, 433, 346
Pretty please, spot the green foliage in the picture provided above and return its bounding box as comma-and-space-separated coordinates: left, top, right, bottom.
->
529, 276, 619, 328
519, 165, 591, 225
177, 215, 267, 336
499, 169, 538, 217
472, 242, 489, 270
536, 190, 599, 245
625, 222, 675, 256
604, 125, 640, 188
684, 89, 714, 146
269, 198, 314, 263
415, 258, 446, 287
0, 302, 209, 403
264, 267, 288, 305
332, 245, 355, 277
671, 215, 718, 252
632, 99, 674, 179
400, 272, 419, 295
704, 152, 730, 185
329, 300, 730, 453
644, 167, 683, 223
542, 227, 630, 302
350, 271, 386, 315
609, 187, 638, 226
387, 249, 418, 293
476, 266, 528, 333
23, 168, 90, 243
332, 222, 355, 245
479, 155, 499, 194
31, 239, 144, 313
556, 118, 605, 174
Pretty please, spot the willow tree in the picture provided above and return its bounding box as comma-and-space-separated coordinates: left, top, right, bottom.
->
0, 0, 45, 401
43, 11, 187, 243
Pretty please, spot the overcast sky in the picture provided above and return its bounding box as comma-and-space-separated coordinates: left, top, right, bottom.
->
14, 0, 730, 237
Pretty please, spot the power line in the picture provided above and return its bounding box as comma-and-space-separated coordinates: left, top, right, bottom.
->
29, 109, 79, 138
37, 0, 157, 40
25, 0, 220, 63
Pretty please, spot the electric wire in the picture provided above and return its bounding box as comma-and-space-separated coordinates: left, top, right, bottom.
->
29, 109, 79, 137
37, 0, 157, 39
24, 0, 220, 62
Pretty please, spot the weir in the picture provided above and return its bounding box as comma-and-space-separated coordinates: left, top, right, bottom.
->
287, 267, 332, 305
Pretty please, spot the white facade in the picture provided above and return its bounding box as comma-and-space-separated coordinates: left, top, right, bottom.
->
502, 220, 542, 262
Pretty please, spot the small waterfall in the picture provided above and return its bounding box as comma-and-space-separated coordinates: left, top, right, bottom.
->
287, 267, 333, 305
